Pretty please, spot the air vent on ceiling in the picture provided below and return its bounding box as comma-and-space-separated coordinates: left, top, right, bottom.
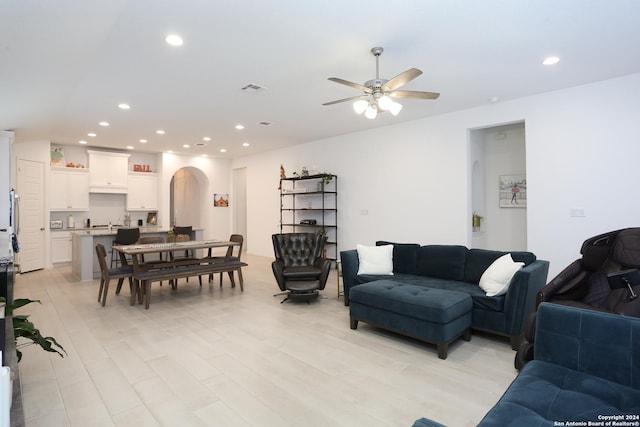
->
241, 83, 265, 91
258, 121, 273, 126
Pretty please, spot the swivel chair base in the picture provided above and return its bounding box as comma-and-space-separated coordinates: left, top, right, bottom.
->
273, 280, 321, 304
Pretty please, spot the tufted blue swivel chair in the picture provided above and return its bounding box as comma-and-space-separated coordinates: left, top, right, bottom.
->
272, 233, 331, 303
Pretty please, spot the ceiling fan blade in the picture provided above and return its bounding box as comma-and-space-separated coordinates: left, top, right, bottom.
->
328, 77, 371, 93
389, 90, 440, 100
381, 68, 423, 91
322, 95, 368, 106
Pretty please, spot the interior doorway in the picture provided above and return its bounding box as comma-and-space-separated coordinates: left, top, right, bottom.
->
469, 122, 527, 251
17, 159, 45, 272
170, 167, 206, 229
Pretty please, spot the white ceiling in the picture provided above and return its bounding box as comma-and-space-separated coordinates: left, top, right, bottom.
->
2, 0, 640, 159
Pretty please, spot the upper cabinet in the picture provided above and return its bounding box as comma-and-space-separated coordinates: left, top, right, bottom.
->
88, 150, 130, 193
50, 168, 90, 211
127, 172, 158, 211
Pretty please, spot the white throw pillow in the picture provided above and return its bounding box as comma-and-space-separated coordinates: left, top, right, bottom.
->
479, 253, 524, 297
357, 244, 394, 275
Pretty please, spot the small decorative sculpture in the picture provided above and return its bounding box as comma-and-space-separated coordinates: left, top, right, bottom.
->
301, 166, 309, 177
278, 164, 286, 189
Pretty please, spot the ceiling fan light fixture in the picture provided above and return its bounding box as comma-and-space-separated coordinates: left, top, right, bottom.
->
364, 105, 378, 119
353, 100, 368, 114
389, 101, 403, 116
377, 95, 392, 111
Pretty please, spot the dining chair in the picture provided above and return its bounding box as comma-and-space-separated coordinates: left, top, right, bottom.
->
204, 234, 244, 290
137, 236, 167, 287
96, 243, 134, 307
110, 227, 140, 268
167, 233, 202, 286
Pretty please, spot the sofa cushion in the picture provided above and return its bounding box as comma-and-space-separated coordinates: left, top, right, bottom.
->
354, 274, 505, 312
416, 245, 467, 281
464, 249, 536, 284
479, 254, 524, 297
356, 244, 394, 275
376, 241, 420, 274
477, 360, 640, 426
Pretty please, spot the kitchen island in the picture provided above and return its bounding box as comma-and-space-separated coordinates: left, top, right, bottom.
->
71, 227, 204, 281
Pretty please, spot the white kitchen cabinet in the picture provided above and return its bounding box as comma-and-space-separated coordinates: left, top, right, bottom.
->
88, 150, 130, 193
51, 231, 72, 263
50, 168, 90, 211
127, 172, 159, 211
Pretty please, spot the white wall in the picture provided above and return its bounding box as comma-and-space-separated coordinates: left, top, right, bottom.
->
234, 72, 640, 279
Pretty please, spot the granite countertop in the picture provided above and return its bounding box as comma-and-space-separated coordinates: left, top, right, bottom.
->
71, 226, 167, 236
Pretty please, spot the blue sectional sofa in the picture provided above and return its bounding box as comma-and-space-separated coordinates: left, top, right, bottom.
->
414, 303, 640, 426
340, 242, 550, 348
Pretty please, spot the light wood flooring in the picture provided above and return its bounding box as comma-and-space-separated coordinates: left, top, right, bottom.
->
14, 254, 518, 427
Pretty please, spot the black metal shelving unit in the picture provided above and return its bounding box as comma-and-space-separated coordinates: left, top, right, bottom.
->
279, 174, 338, 262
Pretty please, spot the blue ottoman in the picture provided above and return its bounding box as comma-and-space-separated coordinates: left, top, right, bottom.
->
349, 280, 472, 359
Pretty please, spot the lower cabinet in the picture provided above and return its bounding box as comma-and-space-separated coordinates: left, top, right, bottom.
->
51, 231, 72, 263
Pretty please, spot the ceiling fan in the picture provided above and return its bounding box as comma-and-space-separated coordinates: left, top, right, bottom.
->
323, 47, 440, 119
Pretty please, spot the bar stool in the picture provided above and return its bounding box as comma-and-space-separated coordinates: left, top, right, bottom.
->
110, 228, 140, 268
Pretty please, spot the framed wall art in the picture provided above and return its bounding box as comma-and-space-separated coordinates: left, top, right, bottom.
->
499, 175, 527, 208
214, 193, 229, 207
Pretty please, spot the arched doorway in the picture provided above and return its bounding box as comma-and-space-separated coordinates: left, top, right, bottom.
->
170, 167, 209, 229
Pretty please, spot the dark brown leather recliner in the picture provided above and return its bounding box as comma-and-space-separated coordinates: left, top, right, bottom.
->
272, 233, 331, 303
515, 228, 640, 369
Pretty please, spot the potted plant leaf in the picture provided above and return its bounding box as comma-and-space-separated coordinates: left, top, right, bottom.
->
1, 297, 66, 362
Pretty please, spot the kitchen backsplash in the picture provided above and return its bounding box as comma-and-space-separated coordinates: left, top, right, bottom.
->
49, 193, 153, 229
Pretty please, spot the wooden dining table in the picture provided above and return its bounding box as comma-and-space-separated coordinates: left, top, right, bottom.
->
113, 239, 245, 308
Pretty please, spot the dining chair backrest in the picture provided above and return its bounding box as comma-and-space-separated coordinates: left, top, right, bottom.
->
137, 236, 164, 244
173, 226, 193, 237
96, 242, 109, 274
168, 233, 194, 259
137, 236, 165, 262
228, 234, 244, 260
115, 227, 140, 245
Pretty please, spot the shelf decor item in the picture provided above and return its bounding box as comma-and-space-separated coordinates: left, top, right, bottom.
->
146, 212, 157, 225
472, 212, 484, 230
50, 146, 65, 166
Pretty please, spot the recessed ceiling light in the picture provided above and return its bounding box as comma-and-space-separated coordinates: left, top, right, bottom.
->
242, 142, 250, 147
139, 139, 147, 143
166, 150, 174, 154
118, 103, 131, 110
126, 146, 134, 150
235, 124, 245, 130
156, 130, 165, 135
99, 121, 109, 127
201, 154, 208, 157
220, 148, 227, 153
165, 34, 183, 46
203, 137, 211, 141
542, 56, 560, 65
488, 96, 500, 103
87, 132, 96, 137
78, 140, 87, 145
183, 144, 190, 148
